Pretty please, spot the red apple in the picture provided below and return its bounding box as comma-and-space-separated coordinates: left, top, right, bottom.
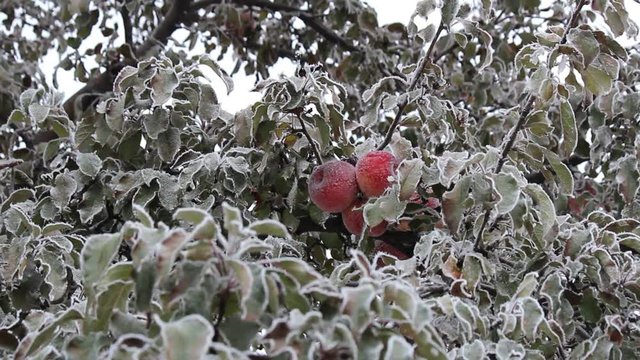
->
341, 199, 387, 236
373, 240, 409, 267
356, 151, 398, 197
308, 161, 358, 213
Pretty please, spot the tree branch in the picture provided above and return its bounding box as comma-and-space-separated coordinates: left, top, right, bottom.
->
560, 0, 589, 44
297, 113, 324, 164
474, 95, 535, 253
474, 0, 590, 252
230, 0, 360, 52
0, 158, 23, 171
377, 21, 445, 151
63, 0, 192, 118
119, 0, 134, 46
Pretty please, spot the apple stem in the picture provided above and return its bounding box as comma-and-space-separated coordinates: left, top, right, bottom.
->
377, 20, 446, 151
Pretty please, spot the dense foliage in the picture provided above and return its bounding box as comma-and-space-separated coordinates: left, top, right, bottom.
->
1, 0, 640, 358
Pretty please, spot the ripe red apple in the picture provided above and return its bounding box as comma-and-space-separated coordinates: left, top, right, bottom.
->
356, 151, 398, 197
341, 199, 387, 236
373, 240, 409, 267
308, 160, 358, 213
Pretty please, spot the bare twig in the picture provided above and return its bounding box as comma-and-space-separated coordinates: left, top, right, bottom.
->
377, 21, 445, 151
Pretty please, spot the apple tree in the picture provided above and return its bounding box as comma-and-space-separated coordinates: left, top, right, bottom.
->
1, 0, 640, 358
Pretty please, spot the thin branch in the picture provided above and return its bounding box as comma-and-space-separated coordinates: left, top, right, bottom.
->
474, 0, 589, 253
0, 159, 23, 171
495, 95, 536, 174
120, 0, 134, 46
297, 114, 324, 164
297, 12, 360, 52
377, 21, 445, 151
560, 0, 588, 44
474, 95, 535, 253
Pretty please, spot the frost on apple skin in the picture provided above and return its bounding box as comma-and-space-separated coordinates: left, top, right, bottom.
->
356, 151, 399, 197
341, 199, 387, 236
308, 160, 358, 213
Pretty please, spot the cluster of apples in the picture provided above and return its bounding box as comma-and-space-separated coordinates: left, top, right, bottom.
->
308, 151, 398, 237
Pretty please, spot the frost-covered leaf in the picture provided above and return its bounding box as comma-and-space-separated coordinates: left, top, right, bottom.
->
249, 219, 290, 239
157, 127, 181, 162
157, 314, 213, 360
567, 29, 600, 67
150, 67, 178, 106
397, 158, 424, 200
364, 186, 407, 226
494, 173, 521, 214
559, 99, 577, 157
581, 65, 614, 95
199, 55, 234, 94
442, 175, 471, 233
51, 172, 78, 210
81, 234, 121, 289
383, 335, 414, 360
143, 107, 170, 139
76, 152, 102, 177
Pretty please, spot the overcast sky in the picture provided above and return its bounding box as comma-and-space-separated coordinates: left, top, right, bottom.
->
37, 1, 639, 114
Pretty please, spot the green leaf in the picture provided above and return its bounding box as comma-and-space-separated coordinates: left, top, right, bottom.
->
81, 234, 121, 289
150, 67, 178, 106
397, 158, 424, 200
157, 314, 213, 360
157, 127, 181, 163
383, 335, 414, 360
441, 0, 460, 26
524, 184, 556, 240
51, 172, 78, 210
76, 152, 102, 177
567, 29, 600, 67
143, 107, 170, 139
559, 99, 577, 157
249, 219, 290, 239
442, 175, 472, 233
581, 65, 613, 95
494, 173, 521, 214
